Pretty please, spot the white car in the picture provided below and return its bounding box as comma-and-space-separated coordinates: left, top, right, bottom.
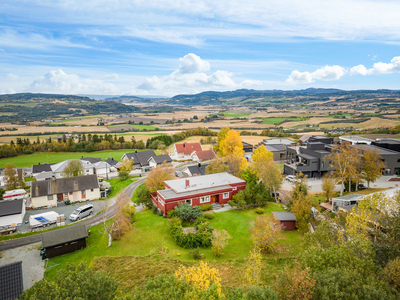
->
285, 175, 297, 182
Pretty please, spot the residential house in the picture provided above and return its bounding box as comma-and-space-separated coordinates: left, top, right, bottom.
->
242, 141, 253, 153
260, 138, 296, 147
0, 262, 23, 300
80, 157, 102, 164
32, 163, 53, 175
339, 135, 373, 145
353, 144, 400, 175
106, 158, 122, 169
122, 150, 171, 170
41, 224, 88, 259
152, 172, 246, 215
0, 199, 26, 227
170, 142, 202, 160
307, 135, 334, 144
255, 138, 296, 162
372, 138, 400, 153
30, 175, 100, 208
148, 154, 173, 168
50, 159, 96, 178
190, 149, 217, 162
298, 134, 310, 145
182, 164, 207, 177
91, 161, 112, 176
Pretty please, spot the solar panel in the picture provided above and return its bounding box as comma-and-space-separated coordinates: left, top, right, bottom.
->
34, 216, 49, 223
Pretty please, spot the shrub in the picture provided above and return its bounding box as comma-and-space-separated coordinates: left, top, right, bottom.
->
189, 248, 204, 260
255, 208, 264, 214
226, 286, 278, 300
211, 229, 231, 257
157, 209, 164, 216
250, 214, 282, 253
167, 209, 177, 218
118, 170, 129, 181
152, 205, 159, 215
200, 204, 213, 211
170, 217, 213, 249
175, 202, 203, 222
203, 212, 215, 220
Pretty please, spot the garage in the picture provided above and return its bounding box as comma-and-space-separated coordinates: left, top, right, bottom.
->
272, 211, 297, 231
0, 199, 25, 228
41, 224, 88, 259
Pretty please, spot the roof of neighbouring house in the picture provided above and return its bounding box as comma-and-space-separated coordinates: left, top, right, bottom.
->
31, 175, 99, 198
123, 150, 157, 167
51, 159, 94, 173
265, 145, 287, 152
186, 164, 207, 176
32, 163, 53, 174
262, 138, 296, 146
339, 136, 373, 143
0, 261, 23, 300
34, 171, 55, 180
159, 184, 232, 200
299, 135, 310, 142
164, 172, 245, 194
81, 157, 102, 163
175, 142, 202, 155
0, 199, 23, 217
242, 141, 253, 147
353, 144, 400, 155
192, 149, 216, 161
148, 154, 172, 164
41, 224, 88, 248
272, 211, 297, 221
106, 158, 120, 166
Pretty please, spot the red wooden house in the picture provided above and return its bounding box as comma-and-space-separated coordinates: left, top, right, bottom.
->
152, 172, 246, 215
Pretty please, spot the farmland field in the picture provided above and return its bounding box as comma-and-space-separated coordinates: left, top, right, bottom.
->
109, 124, 158, 130
0, 149, 161, 168
222, 112, 251, 117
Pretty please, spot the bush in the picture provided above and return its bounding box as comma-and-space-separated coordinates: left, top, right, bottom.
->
200, 204, 213, 211
255, 208, 264, 214
170, 217, 213, 249
175, 202, 203, 222
167, 210, 177, 218
118, 170, 129, 181
157, 209, 164, 216
203, 212, 215, 220
189, 248, 204, 260
226, 286, 278, 300
152, 205, 159, 215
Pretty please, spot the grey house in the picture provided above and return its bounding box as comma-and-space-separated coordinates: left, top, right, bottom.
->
353, 144, 400, 175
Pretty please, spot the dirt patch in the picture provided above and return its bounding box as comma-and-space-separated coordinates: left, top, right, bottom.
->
182, 227, 197, 235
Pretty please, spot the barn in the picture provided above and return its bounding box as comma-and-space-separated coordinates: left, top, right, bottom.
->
272, 211, 297, 231
41, 224, 88, 259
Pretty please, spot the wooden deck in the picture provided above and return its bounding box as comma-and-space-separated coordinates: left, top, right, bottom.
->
319, 202, 332, 212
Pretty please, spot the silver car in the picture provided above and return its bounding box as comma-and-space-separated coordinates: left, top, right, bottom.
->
69, 204, 94, 221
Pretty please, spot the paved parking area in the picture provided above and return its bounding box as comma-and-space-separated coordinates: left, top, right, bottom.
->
18, 200, 108, 233
0, 242, 44, 290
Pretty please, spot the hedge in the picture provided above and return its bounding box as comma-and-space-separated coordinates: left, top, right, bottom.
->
170, 218, 213, 249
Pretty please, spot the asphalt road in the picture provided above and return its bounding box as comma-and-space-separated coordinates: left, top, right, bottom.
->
0, 178, 145, 252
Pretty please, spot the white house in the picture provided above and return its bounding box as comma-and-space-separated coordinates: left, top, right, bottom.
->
30, 175, 100, 208
147, 154, 173, 168
92, 161, 112, 176
190, 149, 217, 162
50, 160, 96, 178
0, 199, 26, 227
170, 142, 203, 160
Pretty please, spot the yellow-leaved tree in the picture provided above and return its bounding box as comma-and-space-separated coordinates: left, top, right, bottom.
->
219, 129, 247, 177
145, 161, 175, 193
243, 248, 263, 286
214, 127, 230, 156
175, 261, 223, 297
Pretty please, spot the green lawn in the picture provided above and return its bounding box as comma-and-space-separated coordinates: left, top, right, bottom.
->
222, 112, 251, 117
109, 124, 158, 130
45, 203, 303, 287
105, 177, 139, 199
262, 117, 308, 124
0, 149, 160, 168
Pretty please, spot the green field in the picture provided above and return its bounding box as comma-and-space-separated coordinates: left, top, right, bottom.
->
0, 149, 160, 168
222, 112, 251, 117
105, 177, 139, 199
109, 124, 158, 130
262, 117, 308, 124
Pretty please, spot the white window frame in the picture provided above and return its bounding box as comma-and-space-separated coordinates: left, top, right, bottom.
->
233, 187, 237, 191
200, 196, 210, 203
186, 199, 192, 205
223, 192, 229, 199
47, 195, 53, 200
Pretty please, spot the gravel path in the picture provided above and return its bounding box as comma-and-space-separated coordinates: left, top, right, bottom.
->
0, 242, 44, 291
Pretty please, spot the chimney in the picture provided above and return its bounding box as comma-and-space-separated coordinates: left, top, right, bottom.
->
183, 142, 186, 148
198, 163, 201, 167
74, 181, 78, 191
51, 176, 57, 194
135, 150, 137, 153
185, 179, 190, 189
35, 185, 39, 197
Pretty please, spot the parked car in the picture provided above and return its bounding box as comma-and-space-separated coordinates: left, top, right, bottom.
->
285, 175, 298, 182
0, 225, 16, 235
69, 204, 94, 221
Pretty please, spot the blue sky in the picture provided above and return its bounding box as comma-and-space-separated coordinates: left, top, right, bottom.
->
1, 0, 400, 96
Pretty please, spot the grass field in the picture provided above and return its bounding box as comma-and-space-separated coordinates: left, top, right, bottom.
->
0, 149, 160, 168
109, 124, 158, 130
45, 203, 303, 291
105, 177, 139, 199
222, 112, 251, 117
262, 117, 307, 125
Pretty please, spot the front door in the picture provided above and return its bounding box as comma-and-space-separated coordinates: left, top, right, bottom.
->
57, 193, 64, 202
211, 195, 216, 203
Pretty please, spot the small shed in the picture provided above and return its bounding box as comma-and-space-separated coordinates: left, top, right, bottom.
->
0, 261, 23, 300
272, 211, 297, 231
41, 224, 88, 258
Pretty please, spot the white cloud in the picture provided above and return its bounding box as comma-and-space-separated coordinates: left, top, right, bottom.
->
29, 69, 118, 94
137, 53, 236, 92
286, 65, 345, 84
350, 56, 400, 76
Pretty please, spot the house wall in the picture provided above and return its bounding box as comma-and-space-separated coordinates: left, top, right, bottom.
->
0, 210, 25, 227
45, 238, 86, 259
280, 220, 296, 231
31, 195, 57, 208
70, 188, 100, 203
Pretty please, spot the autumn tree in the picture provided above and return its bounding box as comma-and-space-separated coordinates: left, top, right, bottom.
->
220, 129, 244, 157
243, 248, 263, 286
362, 148, 387, 188
102, 192, 135, 247
325, 142, 359, 196
132, 183, 152, 208
321, 174, 336, 201
175, 261, 223, 298
381, 257, 400, 292
145, 161, 175, 193
250, 214, 282, 253
290, 174, 312, 233
225, 154, 248, 178
213, 126, 230, 156
62, 159, 84, 177
4, 163, 23, 190
206, 157, 229, 175
211, 229, 231, 257
118, 157, 133, 181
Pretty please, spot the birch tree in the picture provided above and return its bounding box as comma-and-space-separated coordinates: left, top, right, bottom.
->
362, 149, 386, 188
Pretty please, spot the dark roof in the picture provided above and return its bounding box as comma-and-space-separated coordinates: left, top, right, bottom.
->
0, 261, 23, 300
106, 158, 120, 166
124, 150, 157, 167
0, 199, 23, 217
81, 157, 102, 163
32, 163, 53, 174
354, 144, 400, 155
298, 153, 318, 160
41, 224, 88, 248
150, 154, 172, 164
242, 141, 253, 147
272, 211, 296, 221
187, 165, 207, 176
31, 175, 99, 197
265, 145, 287, 152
